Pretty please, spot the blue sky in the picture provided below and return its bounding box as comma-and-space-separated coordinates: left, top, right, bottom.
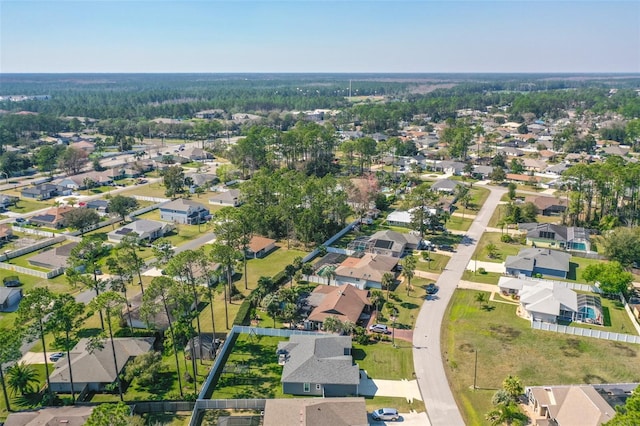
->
1, 1, 638, 73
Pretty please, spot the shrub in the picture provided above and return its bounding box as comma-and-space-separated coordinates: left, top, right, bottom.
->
233, 298, 252, 326
500, 234, 513, 243
478, 267, 487, 275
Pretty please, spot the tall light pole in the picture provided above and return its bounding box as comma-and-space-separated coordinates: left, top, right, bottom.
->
391, 308, 398, 348
473, 349, 478, 390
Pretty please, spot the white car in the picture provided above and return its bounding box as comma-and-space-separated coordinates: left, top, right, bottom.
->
49, 352, 65, 362
371, 407, 399, 421
369, 324, 390, 334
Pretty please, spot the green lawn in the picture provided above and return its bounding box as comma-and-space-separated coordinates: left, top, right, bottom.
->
470, 232, 525, 263
212, 334, 287, 399
461, 269, 501, 285
446, 215, 473, 232
0, 363, 53, 422
468, 186, 490, 211
353, 341, 414, 380
415, 252, 450, 273
443, 289, 640, 426
119, 182, 170, 199
363, 396, 423, 414
8, 199, 52, 214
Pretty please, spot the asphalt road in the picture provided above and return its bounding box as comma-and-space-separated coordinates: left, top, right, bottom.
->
413, 184, 505, 426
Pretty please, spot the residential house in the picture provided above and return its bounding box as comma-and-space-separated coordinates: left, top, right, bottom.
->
526, 195, 568, 216
601, 145, 630, 156
29, 206, 75, 229
505, 248, 571, 278
499, 147, 524, 157
506, 173, 542, 185
545, 163, 570, 175
305, 284, 371, 329
180, 147, 212, 161
159, 199, 211, 224
194, 109, 224, 119
21, 183, 70, 200
564, 152, 592, 163
472, 165, 495, 180
386, 207, 437, 228
85, 199, 109, 215
55, 175, 87, 190
519, 223, 591, 252
186, 172, 217, 190
334, 253, 398, 289
0, 195, 18, 209
245, 236, 277, 259
107, 219, 172, 243
525, 384, 634, 426
263, 398, 368, 426
278, 335, 360, 397
209, 189, 242, 207
0, 287, 22, 312
0, 224, 13, 243
503, 278, 603, 324
431, 179, 463, 194
48, 337, 154, 393
29, 242, 78, 270
366, 230, 421, 257
523, 158, 548, 173
434, 160, 466, 175
4, 406, 95, 426
538, 150, 557, 160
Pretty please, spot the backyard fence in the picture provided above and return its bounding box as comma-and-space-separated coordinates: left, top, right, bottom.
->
190, 326, 321, 426
132, 401, 196, 414
0, 261, 65, 279
132, 195, 170, 203
532, 321, 640, 344
15, 227, 57, 238
1, 235, 65, 261
193, 399, 266, 411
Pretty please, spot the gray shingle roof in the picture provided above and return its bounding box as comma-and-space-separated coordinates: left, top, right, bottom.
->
278, 335, 359, 386
505, 248, 571, 273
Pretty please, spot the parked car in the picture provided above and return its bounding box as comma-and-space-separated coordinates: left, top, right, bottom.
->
438, 244, 454, 252
426, 283, 438, 294
369, 324, 390, 334
49, 352, 65, 362
371, 407, 399, 421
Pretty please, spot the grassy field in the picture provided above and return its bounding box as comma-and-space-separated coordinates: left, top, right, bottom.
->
415, 252, 450, 273
119, 181, 171, 199
461, 269, 501, 285
7, 198, 53, 214
446, 215, 473, 232
354, 341, 415, 380
443, 289, 640, 426
212, 334, 287, 399
0, 363, 52, 422
470, 232, 525, 263
468, 186, 490, 211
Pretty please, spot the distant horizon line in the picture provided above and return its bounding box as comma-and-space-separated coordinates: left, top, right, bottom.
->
2, 72, 640, 76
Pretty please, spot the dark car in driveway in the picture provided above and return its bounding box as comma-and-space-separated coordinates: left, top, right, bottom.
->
438, 244, 454, 252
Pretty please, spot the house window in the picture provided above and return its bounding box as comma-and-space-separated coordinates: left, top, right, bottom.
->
303, 383, 310, 392
316, 384, 321, 390
539, 231, 555, 240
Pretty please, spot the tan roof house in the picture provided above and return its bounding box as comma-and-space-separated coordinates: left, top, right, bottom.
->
4, 406, 95, 426
263, 397, 367, 426
245, 236, 277, 258
526, 384, 617, 426
306, 284, 370, 327
334, 253, 398, 289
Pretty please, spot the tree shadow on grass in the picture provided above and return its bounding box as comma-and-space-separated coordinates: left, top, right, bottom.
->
601, 306, 612, 327
567, 262, 578, 281
14, 392, 43, 408
400, 302, 419, 310
77, 328, 102, 338
351, 348, 366, 361
134, 371, 176, 398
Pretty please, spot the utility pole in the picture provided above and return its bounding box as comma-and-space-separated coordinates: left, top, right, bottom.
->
473, 349, 478, 390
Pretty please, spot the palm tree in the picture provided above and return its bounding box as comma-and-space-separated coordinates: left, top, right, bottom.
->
284, 264, 297, 287
475, 292, 488, 308
485, 402, 528, 426
89, 291, 127, 401
6, 362, 39, 396
369, 290, 385, 315
210, 243, 241, 329
48, 294, 84, 403
401, 255, 417, 295
0, 328, 24, 409
318, 265, 336, 286
381, 272, 395, 300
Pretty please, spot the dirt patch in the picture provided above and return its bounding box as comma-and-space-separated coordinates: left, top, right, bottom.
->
610, 341, 638, 358
458, 343, 475, 353
559, 338, 588, 357
488, 324, 522, 342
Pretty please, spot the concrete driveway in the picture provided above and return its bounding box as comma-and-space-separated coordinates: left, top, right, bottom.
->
369, 411, 431, 425
359, 376, 422, 402
466, 260, 505, 273
19, 351, 48, 365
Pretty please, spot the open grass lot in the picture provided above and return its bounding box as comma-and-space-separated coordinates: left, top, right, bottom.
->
7, 198, 53, 214
415, 252, 449, 273
461, 269, 501, 285
446, 215, 473, 232
353, 341, 414, 380
119, 181, 171, 199
471, 232, 525, 263
363, 396, 423, 414
468, 186, 490, 211
212, 334, 287, 399
443, 289, 640, 425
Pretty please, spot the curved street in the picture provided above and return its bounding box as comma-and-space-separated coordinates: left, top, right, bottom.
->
413, 184, 506, 426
